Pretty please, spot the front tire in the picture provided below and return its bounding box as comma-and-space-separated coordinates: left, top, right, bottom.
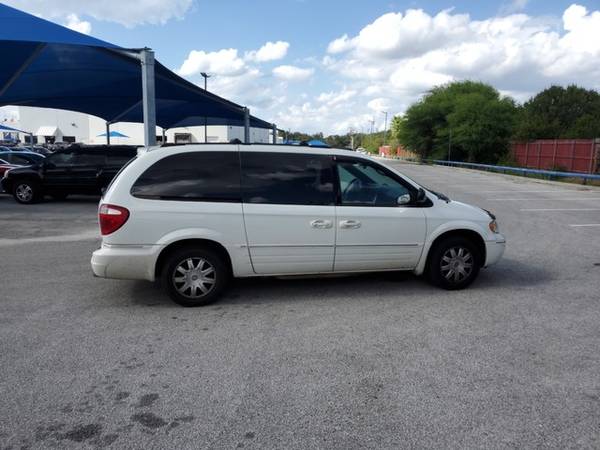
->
427, 237, 481, 290
161, 247, 229, 306
13, 180, 41, 204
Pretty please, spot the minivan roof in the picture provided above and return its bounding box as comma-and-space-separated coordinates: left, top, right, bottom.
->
144, 143, 361, 158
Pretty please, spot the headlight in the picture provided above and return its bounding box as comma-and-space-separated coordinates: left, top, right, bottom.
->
489, 220, 499, 233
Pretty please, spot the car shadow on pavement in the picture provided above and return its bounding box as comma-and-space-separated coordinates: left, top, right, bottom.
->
476, 257, 554, 288
124, 257, 551, 308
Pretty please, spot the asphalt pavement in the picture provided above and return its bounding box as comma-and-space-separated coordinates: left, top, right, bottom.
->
1, 161, 599, 449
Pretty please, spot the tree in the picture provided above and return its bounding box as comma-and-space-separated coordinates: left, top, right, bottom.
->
514, 85, 600, 139
394, 81, 517, 163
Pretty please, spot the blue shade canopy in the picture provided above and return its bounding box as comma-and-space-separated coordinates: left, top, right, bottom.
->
307, 139, 330, 148
0, 4, 273, 130
0, 123, 28, 133
97, 130, 129, 138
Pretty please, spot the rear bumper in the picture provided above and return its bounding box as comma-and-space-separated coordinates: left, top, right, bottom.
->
484, 235, 506, 267
91, 244, 159, 281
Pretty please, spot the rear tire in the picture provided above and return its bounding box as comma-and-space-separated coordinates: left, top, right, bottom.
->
161, 246, 229, 306
13, 180, 41, 204
427, 236, 481, 290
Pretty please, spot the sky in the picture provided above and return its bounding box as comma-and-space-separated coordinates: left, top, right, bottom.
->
2, 0, 600, 135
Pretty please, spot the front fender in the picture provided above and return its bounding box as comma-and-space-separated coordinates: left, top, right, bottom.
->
414, 220, 488, 275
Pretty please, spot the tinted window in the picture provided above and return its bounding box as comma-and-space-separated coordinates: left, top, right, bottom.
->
241, 152, 334, 205
73, 151, 105, 166
106, 147, 137, 166
131, 151, 241, 202
47, 152, 75, 165
337, 160, 411, 206
8, 154, 34, 165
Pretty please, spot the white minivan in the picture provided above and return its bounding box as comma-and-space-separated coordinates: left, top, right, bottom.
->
91, 144, 505, 306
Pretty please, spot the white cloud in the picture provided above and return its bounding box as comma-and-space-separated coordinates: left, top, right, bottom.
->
177, 49, 247, 77
317, 88, 357, 106
327, 34, 353, 54
277, 3, 600, 134
272, 65, 314, 81
3, 0, 193, 27
500, 0, 529, 15
245, 41, 289, 62
367, 98, 392, 112
65, 13, 91, 34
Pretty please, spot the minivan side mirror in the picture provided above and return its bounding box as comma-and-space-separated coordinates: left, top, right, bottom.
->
397, 193, 411, 205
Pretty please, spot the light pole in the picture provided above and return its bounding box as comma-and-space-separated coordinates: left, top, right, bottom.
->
200, 72, 212, 143
381, 110, 388, 146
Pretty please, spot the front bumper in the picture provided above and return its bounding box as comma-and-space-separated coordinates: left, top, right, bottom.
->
484, 234, 506, 267
91, 244, 160, 281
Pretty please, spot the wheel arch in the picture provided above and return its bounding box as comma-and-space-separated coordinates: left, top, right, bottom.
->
154, 238, 233, 280
416, 228, 487, 275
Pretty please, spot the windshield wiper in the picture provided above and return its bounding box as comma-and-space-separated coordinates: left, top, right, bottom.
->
428, 189, 450, 203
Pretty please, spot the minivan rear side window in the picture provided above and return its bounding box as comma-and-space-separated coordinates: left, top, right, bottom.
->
131, 151, 241, 202
241, 152, 335, 205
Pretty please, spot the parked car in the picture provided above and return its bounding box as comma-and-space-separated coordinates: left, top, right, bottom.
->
91, 144, 506, 306
0, 158, 20, 191
1, 145, 137, 203
0, 150, 45, 166
20, 145, 52, 155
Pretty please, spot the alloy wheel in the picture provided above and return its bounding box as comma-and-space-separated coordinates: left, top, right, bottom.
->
172, 257, 216, 299
440, 246, 473, 283
15, 184, 33, 203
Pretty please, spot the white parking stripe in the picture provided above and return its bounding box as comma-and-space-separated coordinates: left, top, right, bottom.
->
480, 190, 594, 194
521, 208, 600, 212
569, 224, 600, 227
489, 197, 600, 201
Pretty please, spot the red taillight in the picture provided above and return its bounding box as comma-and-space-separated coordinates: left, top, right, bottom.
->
98, 204, 130, 235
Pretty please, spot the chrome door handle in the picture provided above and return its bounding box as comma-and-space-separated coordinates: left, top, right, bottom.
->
339, 220, 361, 229
310, 219, 332, 229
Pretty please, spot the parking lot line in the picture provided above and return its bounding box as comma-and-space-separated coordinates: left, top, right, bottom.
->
489, 197, 600, 201
569, 224, 600, 227
520, 208, 600, 212
481, 190, 595, 194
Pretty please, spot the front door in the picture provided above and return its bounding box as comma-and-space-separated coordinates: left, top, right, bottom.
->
241, 150, 336, 274
334, 158, 427, 272
43, 150, 76, 189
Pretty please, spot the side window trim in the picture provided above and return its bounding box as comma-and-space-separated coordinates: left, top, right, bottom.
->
240, 151, 336, 206
333, 156, 418, 208
130, 151, 242, 203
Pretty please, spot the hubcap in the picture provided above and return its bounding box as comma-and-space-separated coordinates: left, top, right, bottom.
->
172, 257, 216, 299
440, 247, 473, 283
15, 184, 33, 202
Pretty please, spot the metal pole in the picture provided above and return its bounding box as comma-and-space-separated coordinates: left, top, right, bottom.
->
382, 111, 388, 145
106, 122, 110, 145
272, 123, 277, 144
204, 76, 207, 143
243, 107, 250, 144
162, 128, 166, 145
140, 48, 156, 147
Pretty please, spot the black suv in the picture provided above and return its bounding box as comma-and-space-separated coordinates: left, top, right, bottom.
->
1, 145, 138, 204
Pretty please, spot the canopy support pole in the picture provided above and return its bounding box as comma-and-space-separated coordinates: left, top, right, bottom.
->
106, 122, 110, 145
162, 128, 166, 145
272, 123, 277, 144
244, 107, 250, 144
140, 48, 156, 147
